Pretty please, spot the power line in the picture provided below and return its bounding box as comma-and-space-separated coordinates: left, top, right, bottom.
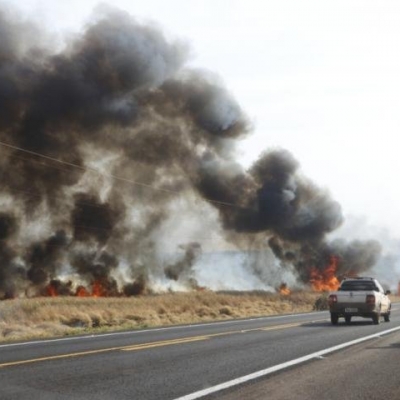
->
0, 140, 244, 209
2, 182, 223, 239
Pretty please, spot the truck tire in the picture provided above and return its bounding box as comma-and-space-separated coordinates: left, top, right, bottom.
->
331, 313, 339, 325
372, 313, 380, 325
345, 315, 351, 324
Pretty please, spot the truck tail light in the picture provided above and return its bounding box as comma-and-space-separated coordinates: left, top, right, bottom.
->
328, 294, 337, 306
366, 294, 375, 305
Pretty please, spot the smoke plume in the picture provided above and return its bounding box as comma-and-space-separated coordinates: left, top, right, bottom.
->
0, 5, 383, 298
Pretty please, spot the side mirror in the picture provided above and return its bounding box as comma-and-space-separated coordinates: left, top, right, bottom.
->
385, 290, 391, 295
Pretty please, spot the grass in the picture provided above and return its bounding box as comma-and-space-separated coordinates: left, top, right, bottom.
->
0, 291, 398, 343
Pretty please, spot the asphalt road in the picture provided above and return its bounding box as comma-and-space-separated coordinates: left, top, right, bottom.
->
216, 330, 400, 400
0, 305, 399, 400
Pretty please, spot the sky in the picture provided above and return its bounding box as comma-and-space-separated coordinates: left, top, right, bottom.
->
3, 0, 400, 238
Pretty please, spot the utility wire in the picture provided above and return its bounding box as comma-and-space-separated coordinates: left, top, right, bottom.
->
0, 140, 244, 209
0, 139, 252, 240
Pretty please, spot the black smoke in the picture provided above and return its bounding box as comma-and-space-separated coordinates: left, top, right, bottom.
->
0, 5, 382, 298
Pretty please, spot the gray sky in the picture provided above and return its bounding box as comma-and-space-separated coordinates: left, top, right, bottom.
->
5, 0, 400, 237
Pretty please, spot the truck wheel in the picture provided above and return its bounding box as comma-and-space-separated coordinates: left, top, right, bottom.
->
331, 313, 339, 325
384, 312, 390, 322
372, 313, 380, 325
345, 315, 351, 324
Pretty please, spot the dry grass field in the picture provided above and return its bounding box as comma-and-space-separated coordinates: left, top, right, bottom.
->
0, 291, 398, 343
0, 291, 320, 343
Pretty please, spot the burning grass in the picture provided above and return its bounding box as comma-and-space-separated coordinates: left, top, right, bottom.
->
0, 291, 324, 343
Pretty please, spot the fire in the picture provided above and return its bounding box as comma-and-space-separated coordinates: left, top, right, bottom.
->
45, 283, 58, 297
75, 285, 90, 297
91, 280, 107, 297
309, 255, 340, 291
279, 283, 291, 295
43, 280, 111, 298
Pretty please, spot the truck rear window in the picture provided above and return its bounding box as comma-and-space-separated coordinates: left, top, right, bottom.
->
339, 281, 378, 291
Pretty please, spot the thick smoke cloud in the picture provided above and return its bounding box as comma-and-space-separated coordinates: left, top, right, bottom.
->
0, 5, 382, 298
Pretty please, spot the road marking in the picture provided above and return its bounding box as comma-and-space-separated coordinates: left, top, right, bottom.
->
121, 336, 209, 351
260, 322, 304, 331
173, 325, 400, 400
122, 321, 314, 353
0, 345, 124, 368
0, 321, 306, 367
0, 336, 211, 368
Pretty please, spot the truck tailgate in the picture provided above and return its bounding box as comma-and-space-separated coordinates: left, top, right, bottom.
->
336, 292, 367, 303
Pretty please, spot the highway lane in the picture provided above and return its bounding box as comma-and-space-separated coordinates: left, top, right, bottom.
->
0, 306, 399, 400
215, 329, 400, 400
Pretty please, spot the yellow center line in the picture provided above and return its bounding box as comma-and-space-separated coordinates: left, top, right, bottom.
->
123, 320, 324, 351
0, 345, 125, 368
121, 336, 209, 351
260, 322, 302, 331
205, 321, 303, 338
0, 319, 321, 367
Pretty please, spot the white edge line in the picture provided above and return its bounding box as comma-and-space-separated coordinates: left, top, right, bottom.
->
0, 311, 327, 349
173, 326, 400, 400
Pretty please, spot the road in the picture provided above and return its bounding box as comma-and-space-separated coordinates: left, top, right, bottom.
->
0, 305, 399, 400
216, 329, 400, 400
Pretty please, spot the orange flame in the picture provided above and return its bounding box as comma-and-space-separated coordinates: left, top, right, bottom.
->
76, 281, 108, 297
75, 285, 90, 297
279, 283, 291, 295
45, 283, 58, 297
41, 278, 123, 298
91, 280, 106, 297
309, 255, 340, 291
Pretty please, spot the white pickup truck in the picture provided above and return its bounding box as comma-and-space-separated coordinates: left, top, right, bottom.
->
328, 277, 391, 325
